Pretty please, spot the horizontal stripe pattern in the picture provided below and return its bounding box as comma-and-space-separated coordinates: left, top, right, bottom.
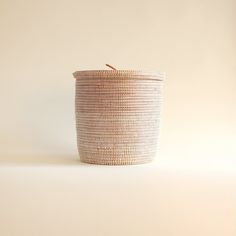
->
74, 71, 164, 165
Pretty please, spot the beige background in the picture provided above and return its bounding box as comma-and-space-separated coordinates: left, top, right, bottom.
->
0, 0, 235, 235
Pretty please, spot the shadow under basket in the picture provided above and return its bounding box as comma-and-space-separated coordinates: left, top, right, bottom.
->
73, 69, 165, 165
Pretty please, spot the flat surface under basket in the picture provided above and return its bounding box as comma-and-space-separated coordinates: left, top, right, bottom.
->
0, 156, 234, 236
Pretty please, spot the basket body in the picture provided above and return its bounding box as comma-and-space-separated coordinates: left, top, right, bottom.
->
73, 70, 165, 165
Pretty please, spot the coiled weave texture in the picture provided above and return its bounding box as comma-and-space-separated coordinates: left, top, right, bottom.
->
73, 70, 165, 165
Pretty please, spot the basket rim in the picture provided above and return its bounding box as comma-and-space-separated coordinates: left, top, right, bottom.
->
73, 70, 165, 81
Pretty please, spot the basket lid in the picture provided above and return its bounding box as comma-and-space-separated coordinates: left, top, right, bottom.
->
73, 65, 165, 81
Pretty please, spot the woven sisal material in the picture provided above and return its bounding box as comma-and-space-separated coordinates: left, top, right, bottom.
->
73, 70, 165, 165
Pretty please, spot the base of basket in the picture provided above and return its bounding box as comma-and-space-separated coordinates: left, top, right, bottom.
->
79, 157, 153, 165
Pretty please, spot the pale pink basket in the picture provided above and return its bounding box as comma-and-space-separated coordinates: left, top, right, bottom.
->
73, 68, 165, 165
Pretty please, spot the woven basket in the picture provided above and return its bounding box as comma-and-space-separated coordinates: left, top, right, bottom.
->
73, 67, 165, 165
